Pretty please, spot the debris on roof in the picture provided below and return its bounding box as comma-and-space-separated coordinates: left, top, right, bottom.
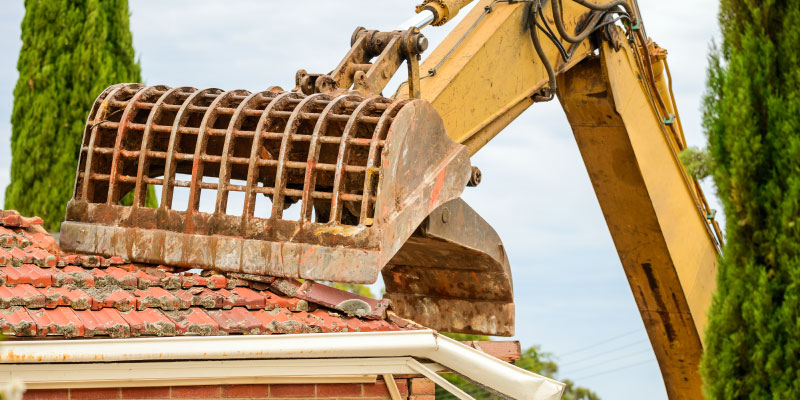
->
0, 210, 408, 339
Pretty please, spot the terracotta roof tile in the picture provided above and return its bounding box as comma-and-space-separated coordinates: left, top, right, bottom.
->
1, 307, 37, 336
75, 308, 130, 338
120, 309, 176, 336
40, 286, 92, 310
0, 284, 45, 308
0, 210, 413, 340
165, 308, 219, 336
29, 307, 84, 338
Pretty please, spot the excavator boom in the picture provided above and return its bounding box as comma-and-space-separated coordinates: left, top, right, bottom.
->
399, 0, 722, 398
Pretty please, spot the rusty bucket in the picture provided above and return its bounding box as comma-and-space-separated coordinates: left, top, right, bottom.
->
61, 83, 514, 335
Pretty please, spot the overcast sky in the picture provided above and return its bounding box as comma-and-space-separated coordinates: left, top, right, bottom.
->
0, 1, 721, 399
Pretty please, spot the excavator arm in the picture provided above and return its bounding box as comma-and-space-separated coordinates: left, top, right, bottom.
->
398, 0, 722, 398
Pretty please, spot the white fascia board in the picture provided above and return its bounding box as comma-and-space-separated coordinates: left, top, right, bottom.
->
0, 330, 565, 400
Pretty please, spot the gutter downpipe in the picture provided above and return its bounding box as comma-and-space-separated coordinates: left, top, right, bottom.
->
0, 330, 564, 400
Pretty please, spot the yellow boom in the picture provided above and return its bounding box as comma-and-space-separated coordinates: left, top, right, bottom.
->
399, 0, 722, 398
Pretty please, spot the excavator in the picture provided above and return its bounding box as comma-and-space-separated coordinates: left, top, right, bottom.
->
59, 0, 724, 398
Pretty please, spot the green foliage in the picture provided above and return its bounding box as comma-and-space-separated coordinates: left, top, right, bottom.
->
679, 146, 714, 180
5, 0, 152, 231
436, 333, 600, 400
700, 0, 800, 398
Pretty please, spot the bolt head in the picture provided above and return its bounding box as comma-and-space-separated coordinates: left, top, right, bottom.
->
416, 35, 429, 52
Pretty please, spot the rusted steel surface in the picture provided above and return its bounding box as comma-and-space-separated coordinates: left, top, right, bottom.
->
62, 83, 472, 284
384, 198, 515, 336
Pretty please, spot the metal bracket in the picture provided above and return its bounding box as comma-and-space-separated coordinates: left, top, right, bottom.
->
296, 27, 428, 97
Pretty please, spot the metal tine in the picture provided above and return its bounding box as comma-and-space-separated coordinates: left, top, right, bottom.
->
186, 89, 249, 225
133, 86, 195, 207
270, 93, 331, 220
81, 84, 136, 202
107, 85, 166, 205
329, 96, 384, 224
215, 90, 271, 215
241, 92, 300, 224
359, 99, 411, 225
161, 88, 223, 210
299, 93, 361, 222
74, 84, 121, 200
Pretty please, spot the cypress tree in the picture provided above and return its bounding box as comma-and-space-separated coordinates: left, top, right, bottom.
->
701, 0, 800, 398
6, 0, 155, 231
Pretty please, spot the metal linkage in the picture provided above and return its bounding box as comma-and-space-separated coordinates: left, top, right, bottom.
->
62, 83, 473, 284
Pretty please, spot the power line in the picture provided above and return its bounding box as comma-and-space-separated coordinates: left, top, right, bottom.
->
572, 358, 657, 381
559, 328, 644, 357
562, 348, 653, 374
561, 338, 650, 366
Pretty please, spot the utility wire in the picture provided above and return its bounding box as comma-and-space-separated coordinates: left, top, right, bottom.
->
561, 339, 650, 366
562, 348, 653, 374
572, 358, 657, 381
559, 328, 644, 357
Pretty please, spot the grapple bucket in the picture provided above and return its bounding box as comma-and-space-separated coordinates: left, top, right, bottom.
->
61, 83, 514, 335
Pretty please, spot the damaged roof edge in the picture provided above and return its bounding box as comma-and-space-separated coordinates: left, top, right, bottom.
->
0, 329, 564, 400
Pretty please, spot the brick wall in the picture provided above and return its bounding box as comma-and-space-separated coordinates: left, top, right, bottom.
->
22, 378, 436, 400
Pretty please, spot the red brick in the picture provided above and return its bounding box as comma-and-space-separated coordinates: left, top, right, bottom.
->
341, 398, 391, 400
121, 386, 170, 399
410, 378, 435, 395
363, 381, 390, 396
394, 379, 409, 396
221, 384, 269, 398
316, 383, 362, 397
22, 389, 69, 400
269, 383, 316, 397
409, 396, 435, 400
172, 385, 221, 398
70, 387, 121, 399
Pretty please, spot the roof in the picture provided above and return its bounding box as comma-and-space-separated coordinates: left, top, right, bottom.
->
0, 210, 412, 339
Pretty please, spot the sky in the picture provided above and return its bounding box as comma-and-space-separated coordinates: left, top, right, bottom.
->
0, 1, 721, 399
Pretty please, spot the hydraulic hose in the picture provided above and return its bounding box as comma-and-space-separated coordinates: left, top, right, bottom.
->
572, 0, 633, 15
551, 0, 603, 43
528, 3, 557, 99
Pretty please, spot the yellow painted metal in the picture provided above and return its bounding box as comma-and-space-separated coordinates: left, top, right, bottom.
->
397, 0, 594, 155
416, 0, 476, 26
558, 39, 718, 398
404, 1, 723, 398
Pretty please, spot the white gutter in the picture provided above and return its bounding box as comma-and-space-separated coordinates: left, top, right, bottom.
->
0, 330, 564, 400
